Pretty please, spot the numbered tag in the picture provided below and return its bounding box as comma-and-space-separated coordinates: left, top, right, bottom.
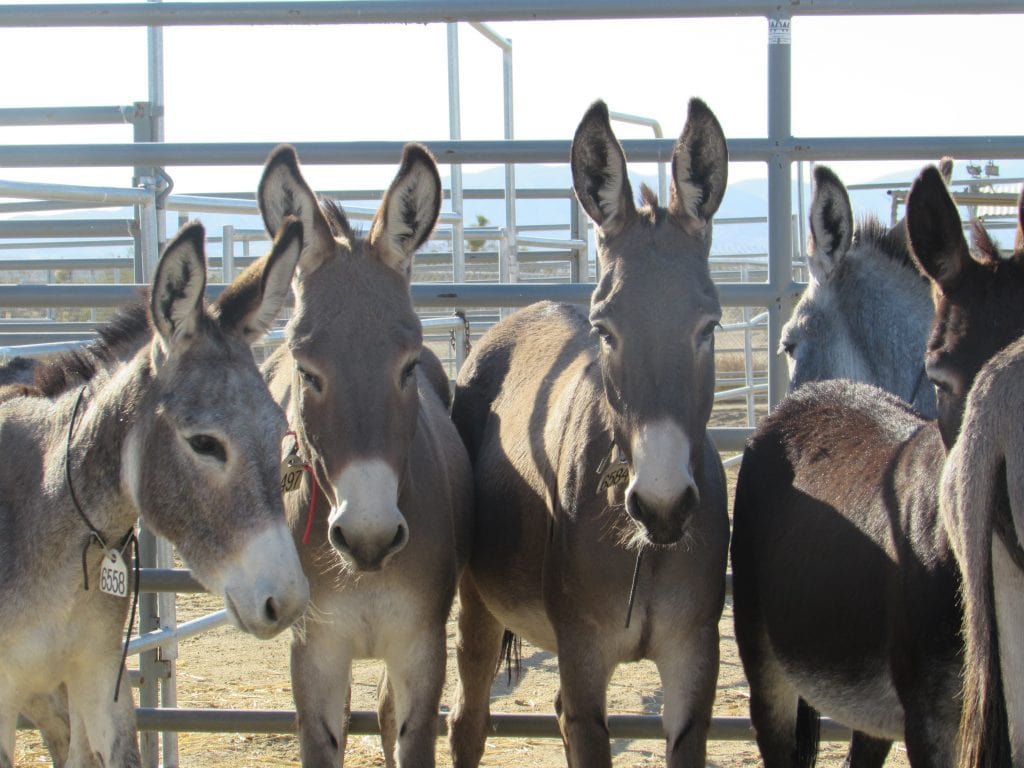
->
99, 549, 129, 598
280, 454, 306, 494
596, 445, 630, 493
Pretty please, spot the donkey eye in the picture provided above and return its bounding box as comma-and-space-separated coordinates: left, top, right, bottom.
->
779, 340, 796, 358
401, 359, 419, 387
700, 320, 720, 344
296, 365, 323, 393
187, 434, 227, 463
591, 324, 616, 350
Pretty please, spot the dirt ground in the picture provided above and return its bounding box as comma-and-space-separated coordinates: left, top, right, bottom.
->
13, 461, 912, 768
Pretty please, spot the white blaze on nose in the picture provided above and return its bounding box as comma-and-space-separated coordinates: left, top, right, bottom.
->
626, 418, 694, 508
327, 459, 405, 545
219, 522, 309, 639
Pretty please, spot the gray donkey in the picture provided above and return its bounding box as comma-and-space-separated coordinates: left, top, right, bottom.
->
0, 220, 310, 767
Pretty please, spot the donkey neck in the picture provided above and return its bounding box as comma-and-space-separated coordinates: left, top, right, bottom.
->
61, 354, 153, 542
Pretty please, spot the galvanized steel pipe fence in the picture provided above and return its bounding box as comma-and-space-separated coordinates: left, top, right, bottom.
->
2, 1, 1024, 764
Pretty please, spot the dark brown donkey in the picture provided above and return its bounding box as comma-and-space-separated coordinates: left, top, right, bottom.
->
448, 98, 730, 768
731, 167, 1024, 767
939, 191, 1024, 768
258, 144, 473, 767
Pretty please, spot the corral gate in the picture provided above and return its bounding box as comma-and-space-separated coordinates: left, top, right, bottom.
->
1, 2, 1023, 766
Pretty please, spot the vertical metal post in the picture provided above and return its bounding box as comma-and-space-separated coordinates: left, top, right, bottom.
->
222, 225, 235, 281
156, 537, 179, 768
138, 183, 161, 282
147, 0, 167, 254
446, 24, 466, 283
136, 526, 160, 768
796, 160, 807, 267
570, 198, 588, 283
500, 36, 517, 289
766, 11, 794, 411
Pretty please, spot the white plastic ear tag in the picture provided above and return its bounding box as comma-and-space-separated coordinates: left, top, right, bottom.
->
99, 549, 129, 598
597, 446, 630, 493
280, 454, 305, 494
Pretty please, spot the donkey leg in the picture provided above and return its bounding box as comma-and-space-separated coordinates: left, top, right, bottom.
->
554, 643, 613, 768
378, 671, 398, 768
22, 685, 72, 768
0, 701, 18, 768
382, 622, 446, 768
291, 629, 354, 768
448, 575, 505, 768
743, 649, 804, 768
843, 732, 892, 768
655, 621, 719, 768
994, 537, 1024, 761
65, 663, 140, 768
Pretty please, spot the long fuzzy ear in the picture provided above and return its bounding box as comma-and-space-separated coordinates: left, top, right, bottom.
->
906, 164, 972, 291
257, 144, 337, 279
806, 165, 853, 283
150, 222, 208, 354
367, 143, 441, 282
214, 217, 303, 344
668, 97, 728, 235
571, 100, 636, 239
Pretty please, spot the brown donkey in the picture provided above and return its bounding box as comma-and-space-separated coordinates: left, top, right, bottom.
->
0, 220, 309, 767
258, 144, 473, 767
940, 190, 1024, 768
448, 98, 730, 767
731, 168, 1024, 768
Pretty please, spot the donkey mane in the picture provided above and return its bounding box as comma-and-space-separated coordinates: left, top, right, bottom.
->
33, 299, 152, 398
853, 215, 920, 276
638, 183, 666, 225
320, 197, 358, 242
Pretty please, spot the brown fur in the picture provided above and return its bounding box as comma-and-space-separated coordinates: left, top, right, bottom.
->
448, 99, 730, 768
258, 143, 472, 768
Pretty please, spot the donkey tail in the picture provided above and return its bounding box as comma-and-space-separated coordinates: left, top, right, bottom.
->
942, 383, 1012, 768
795, 697, 821, 768
495, 629, 522, 685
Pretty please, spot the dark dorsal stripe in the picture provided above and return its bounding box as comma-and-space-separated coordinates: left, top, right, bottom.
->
34, 299, 152, 397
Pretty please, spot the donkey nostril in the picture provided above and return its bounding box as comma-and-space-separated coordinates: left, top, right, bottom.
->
329, 524, 349, 551
389, 523, 408, 552
264, 596, 278, 625
682, 485, 700, 511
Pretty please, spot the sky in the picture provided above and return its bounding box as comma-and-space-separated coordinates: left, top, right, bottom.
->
0, 8, 1023, 198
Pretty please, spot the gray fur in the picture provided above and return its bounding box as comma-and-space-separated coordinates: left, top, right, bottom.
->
781, 164, 936, 418
0, 221, 308, 767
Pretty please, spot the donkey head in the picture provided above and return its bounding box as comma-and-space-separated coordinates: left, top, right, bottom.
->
572, 98, 726, 546
907, 166, 1024, 449
259, 143, 441, 572
126, 220, 308, 638
781, 165, 935, 416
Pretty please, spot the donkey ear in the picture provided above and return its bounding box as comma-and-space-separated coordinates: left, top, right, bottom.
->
906, 164, 971, 291
1015, 186, 1024, 256
257, 144, 337, 279
806, 165, 853, 283
368, 143, 442, 281
668, 97, 728, 235
571, 100, 636, 239
938, 156, 954, 186
150, 222, 208, 354
214, 217, 302, 344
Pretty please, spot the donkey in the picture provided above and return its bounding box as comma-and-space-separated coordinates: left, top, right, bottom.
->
447, 98, 730, 768
731, 166, 1024, 768
939, 190, 1024, 768
257, 144, 473, 768
780, 162, 943, 417
0, 219, 310, 768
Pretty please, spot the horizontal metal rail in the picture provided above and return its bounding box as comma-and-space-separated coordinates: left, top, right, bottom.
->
0, 105, 147, 126
128, 708, 852, 742
4, 135, 1024, 167
0, 281, 801, 310
128, 610, 228, 656
0, 0, 1021, 28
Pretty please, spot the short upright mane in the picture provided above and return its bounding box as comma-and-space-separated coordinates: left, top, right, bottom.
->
33, 299, 151, 397
855, 215, 919, 275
